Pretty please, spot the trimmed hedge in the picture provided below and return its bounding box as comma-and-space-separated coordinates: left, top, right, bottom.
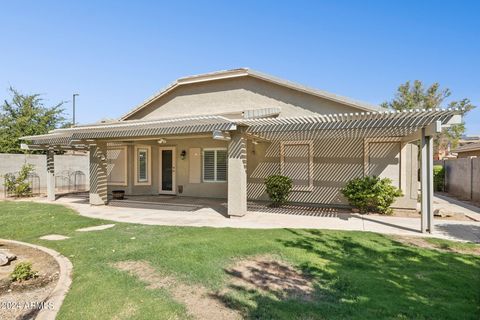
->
341, 176, 403, 215
265, 175, 292, 206
433, 165, 445, 192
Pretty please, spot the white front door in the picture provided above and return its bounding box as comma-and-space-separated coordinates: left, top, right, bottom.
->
159, 147, 176, 194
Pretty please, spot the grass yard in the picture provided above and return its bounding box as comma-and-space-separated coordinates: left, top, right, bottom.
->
1, 201, 479, 319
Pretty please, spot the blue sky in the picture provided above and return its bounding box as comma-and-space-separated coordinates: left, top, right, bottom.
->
1, 1, 479, 135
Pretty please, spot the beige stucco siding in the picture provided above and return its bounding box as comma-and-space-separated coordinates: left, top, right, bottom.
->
247, 138, 365, 205
247, 139, 418, 209
106, 135, 418, 209
107, 138, 228, 198
126, 77, 362, 120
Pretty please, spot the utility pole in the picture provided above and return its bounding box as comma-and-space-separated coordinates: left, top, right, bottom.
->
72, 93, 79, 127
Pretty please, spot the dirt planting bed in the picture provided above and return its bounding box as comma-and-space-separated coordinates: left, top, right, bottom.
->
0, 242, 60, 320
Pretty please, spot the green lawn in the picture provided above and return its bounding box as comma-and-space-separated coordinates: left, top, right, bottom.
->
1, 201, 479, 319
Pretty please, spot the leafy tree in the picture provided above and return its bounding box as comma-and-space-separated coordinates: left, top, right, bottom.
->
0, 87, 66, 153
381, 80, 475, 151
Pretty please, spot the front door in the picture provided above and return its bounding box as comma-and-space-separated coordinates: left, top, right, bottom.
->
159, 147, 176, 194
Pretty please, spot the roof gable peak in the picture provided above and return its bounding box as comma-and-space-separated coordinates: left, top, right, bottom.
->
120, 68, 380, 120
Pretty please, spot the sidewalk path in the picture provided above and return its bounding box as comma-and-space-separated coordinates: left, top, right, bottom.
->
433, 193, 480, 221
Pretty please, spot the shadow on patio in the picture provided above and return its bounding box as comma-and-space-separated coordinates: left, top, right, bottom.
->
247, 202, 353, 219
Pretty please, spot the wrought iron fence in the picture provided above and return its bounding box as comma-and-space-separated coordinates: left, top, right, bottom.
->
3, 169, 87, 198
55, 170, 88, 193
3, 172, 41, 198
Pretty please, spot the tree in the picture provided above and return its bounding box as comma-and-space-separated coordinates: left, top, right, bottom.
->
381, 80, 476, 152
0, 87, 66, 153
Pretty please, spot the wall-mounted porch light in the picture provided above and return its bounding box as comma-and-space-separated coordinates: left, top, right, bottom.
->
180, 150, 187, 160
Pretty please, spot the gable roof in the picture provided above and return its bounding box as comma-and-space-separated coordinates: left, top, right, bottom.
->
452, 142, 480, 153
120, 68, 380, 120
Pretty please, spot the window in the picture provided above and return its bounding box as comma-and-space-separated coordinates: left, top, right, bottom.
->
280, 141, 313, 191
203, 149, 227, 182
135, 146, 151, 185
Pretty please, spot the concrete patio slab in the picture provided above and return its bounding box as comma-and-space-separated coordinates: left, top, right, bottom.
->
29, 195, 480, 243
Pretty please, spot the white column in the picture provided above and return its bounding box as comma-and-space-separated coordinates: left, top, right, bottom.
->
227, 131, 247, 217
46, 147, 55, 201
89, 142, 108, 205
420, 128, 434, 233
426, 134, 434, 233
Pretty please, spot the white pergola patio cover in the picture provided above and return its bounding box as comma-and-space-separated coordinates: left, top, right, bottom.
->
20, 108, 462, 234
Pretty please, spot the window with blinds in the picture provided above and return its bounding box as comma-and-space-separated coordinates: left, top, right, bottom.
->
203, 149, 227, 182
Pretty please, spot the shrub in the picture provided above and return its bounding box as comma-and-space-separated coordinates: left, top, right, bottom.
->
10, 261, 38, 282
433, 165, 445, 192
265, 175, 293, 206
341, 176, 403, 215
4, 163, 35, 197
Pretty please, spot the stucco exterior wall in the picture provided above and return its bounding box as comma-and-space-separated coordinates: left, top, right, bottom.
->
246, 139, 418, 209
126, 77, 362, 120
105, 135, 418, 209
107, 138, 229, 198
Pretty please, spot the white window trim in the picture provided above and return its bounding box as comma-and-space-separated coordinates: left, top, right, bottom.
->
134, 145, 152, 186
202, 148, 228, 183
107, 146, 128, 186
280, 141, 314, 191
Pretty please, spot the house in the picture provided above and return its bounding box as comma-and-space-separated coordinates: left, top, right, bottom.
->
21, 68, 462, 233
434, 135, 480, 160
452, 142, 480, 158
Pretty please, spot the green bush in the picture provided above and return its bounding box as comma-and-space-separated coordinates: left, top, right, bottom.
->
4, 163, 34, 197
10, 261, 38, 282
265, 175, 293, 206
433, 165, 445, 192
341, 176, 403, 215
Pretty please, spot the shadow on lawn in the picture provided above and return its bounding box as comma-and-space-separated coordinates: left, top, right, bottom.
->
215, 229, 480, 319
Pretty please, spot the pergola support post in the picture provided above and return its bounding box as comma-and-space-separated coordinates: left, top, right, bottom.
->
227, 130, 247, 217
46, 147, 55, 201
89, 142, 108, 205
420, 128, 434, 233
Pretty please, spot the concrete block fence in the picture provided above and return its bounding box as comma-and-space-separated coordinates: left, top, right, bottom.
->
0, 153, 89, 196
435, 157, 480, 203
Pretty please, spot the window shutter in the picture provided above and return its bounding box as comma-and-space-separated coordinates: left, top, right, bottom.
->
216, 150, 227, 181
203, 150, 215, 181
